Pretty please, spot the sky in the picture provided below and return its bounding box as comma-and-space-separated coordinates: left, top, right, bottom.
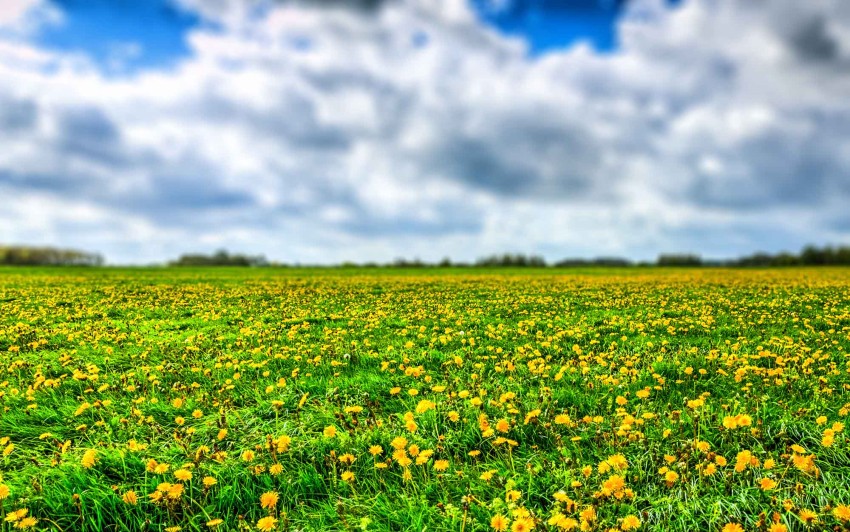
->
0, 0, 849, 264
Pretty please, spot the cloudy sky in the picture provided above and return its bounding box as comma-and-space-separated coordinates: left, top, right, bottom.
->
1, 0, 849, 264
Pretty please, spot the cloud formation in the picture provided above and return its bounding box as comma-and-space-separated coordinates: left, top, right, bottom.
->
1, 0, 849, 263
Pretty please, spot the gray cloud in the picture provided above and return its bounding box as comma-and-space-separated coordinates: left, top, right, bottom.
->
788, 16, 839, 62
0, 93, 37, 132
2, 0, 850, 263
56, 107, 126, 166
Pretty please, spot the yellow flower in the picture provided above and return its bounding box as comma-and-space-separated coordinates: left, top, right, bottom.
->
491, 514, 509, 531
174, 469, 192, 481
833, 505, 850, 521
0, 484, 9, 500
621, 515, 641, 530
323, 426, 337, 438
606, 454, 628, 470
768, 524, 787, 532
203, 476, 217, 487
721, 524, 744, 532
81, 449, 98, 469
511, 516, 535, 532
269, 464, 283, 476
122, 491, 138, 505
167, 483, 184, 500
341, 471, 355, 482
15, 517, 38, 529
798, 509, 818, 525
415, 400, 435, 413
256, 516, 278, 531
260, 491, 278, 509
434, 460, 449, 471
206, 519, 224, 527
480, 470, 498, 482
759, 478, 777, 491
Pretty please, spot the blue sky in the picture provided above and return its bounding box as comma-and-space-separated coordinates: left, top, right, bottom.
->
32, 0, 684, 71
0, 0, 849, 264
36, 0, 201, 71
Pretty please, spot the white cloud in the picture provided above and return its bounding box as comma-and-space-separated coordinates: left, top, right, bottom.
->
0, 0, 62, 35
1, 0, 850, 263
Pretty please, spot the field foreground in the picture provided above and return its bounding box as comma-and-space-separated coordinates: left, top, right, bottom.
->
2, 268, 850, 531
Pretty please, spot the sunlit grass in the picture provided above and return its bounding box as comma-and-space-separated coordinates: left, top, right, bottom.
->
1, 267, 850, 531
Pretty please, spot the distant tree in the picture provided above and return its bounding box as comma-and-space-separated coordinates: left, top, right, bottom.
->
170, 249, 267, 267
475, 253, 547, 267
392, 257, 426, 268
554, 257, 632, 267
0, 245, 103, 266
657, 254, 703, 267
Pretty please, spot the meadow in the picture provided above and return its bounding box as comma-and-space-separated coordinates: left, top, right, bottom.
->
2, 267, 850, 532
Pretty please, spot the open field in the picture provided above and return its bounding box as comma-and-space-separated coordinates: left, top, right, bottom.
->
2, 268, 850, 531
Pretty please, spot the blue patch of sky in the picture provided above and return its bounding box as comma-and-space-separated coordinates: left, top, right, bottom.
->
35, 0, 202, 72
471, 0, 685, 54
33, 0, 687, 73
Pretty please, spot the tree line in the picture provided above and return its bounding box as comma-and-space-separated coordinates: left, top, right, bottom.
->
332, 245, 850, 268
169, 250, 268, 267
5, 244, 850, 267
0, 246, 103, 266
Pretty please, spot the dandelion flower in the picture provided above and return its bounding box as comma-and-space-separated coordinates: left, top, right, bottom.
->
260, 491, 279, 509
833, 505, 850, 521
81, 449, 98, 469
490, 514, 509, 531
511, 517, 535, 532
621, 515, 641, 530
122, 491, 138, 505
798, 509, 818, 525
256, 516, 278, 531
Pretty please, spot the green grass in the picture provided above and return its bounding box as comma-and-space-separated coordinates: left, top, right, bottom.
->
1, 267, 850, 531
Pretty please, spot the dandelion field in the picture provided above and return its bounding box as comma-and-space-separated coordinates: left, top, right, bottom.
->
2, 268, 850, 532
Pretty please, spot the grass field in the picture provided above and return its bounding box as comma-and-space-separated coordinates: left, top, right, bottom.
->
2, 267, 850, 532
